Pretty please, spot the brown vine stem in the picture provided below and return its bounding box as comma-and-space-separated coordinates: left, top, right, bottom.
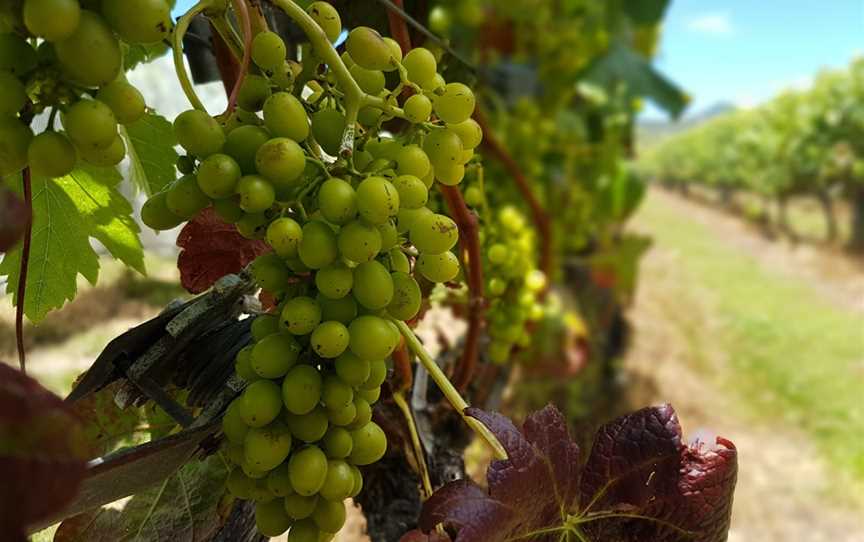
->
473, 107, 553, 294
224, 0, 254, 114
384, 0, 412, 54
16, 167, 33, 373
392, 341, 413, 392
210, 22, 240, 96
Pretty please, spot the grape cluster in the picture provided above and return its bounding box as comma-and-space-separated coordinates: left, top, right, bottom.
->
0, 0, 170, 178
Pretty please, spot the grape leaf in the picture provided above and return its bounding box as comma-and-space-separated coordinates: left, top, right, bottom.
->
123, 42, 170, 71
0, 185, 29, 252
68, 381, 146, 459
176, 207, 270, 294
54, 452, 230, 542
0, 364, 88, 540
417, 404, 737, 542
122, 112, 179, 196
621, 0, 670, 25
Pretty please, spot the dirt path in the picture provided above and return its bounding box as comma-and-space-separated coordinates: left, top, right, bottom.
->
624, 189, 864, 542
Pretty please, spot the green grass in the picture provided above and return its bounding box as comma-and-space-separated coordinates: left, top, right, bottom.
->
637, 192, 864, 479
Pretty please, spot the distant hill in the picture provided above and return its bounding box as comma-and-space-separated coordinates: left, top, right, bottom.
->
637, 102, 736, 150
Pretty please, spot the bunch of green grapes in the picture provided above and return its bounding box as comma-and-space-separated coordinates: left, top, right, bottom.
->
0, 0, 170, 179
137, 2, 481, 538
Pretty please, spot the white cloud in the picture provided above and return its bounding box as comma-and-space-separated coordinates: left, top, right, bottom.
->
686, 13, 733, 36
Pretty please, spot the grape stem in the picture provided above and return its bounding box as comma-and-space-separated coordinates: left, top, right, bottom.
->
15, 167, 33, 374
173, 0, 216, 112
224, 0, 254, 115
392, 319, 507, 460
392, 392, 433, 499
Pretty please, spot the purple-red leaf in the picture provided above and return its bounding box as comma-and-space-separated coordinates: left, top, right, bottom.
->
419, 403, 737, 542
0, 364, 87, 540
0, 187, 29, 252
176, 207, 269, 294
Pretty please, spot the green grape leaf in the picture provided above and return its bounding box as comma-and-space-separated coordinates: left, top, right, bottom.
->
54, 453, 231, 542
67, 381, 147, 459
0, 174, 101, 323
621, 0, 670, 25
581, 42, 688, 119
122, 113, 179, 196
60, 166, 146, 274
123, 42, 170, 71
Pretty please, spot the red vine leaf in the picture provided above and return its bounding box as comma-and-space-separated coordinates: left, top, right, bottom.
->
400, 530, 452, 542
419, 404, 737, 542
67, 380, 145, 458
0, 364, 88, 540
0, 187, 29, 252
176, 207, 269, 294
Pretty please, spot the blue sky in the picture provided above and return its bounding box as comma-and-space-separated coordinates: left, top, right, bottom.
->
172, 1, 863, 120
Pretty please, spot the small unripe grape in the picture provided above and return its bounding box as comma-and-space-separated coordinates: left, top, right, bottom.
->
97, 80, 146, 125
402, 48, 437, 88
404, 94, 432, 124
463, 186, 483, 207
237, 74, 272, 112
346, 26, 393, 71
307, 1, 342, 42
433, 82, 476, 124
288, 445, 328, 496
55, 11, 121, 86
393, 175, 428, 209
423, 73, 446, 92
310, 109, 345, 157
383, 37, 403, 65
214, 197, 244, 223
378, 221, 398, 251
251, 332, 300, 378
315, 263, 353, 299
102, 0, 172, 44
166, 174, 210, 219
263, 92, 309, 142
297, 221, 338, 269
197, 153, 241, 198
24, 0, 82, 42
349, 64, 385, 95
266, 463, 294, 497
356, 176, 400, 225
78, 134, 126, 166
285, 495, 319, 520
388, 248, 410, 274
338, 220, 382, 264
388, 272, 421, 320
285, 406, 330, 443
28, 132, 76, 178
0, 72, 26, 116
174, 109, 225, 158
256, 137, 305, 187
266, 217, 303, 258
236, 212, 269, 239
141, 192, 183, 231
334, 352, 370, 388
222, 398, 249, 445
321, 374, 354, 410
327, 400, 357, 427
237, 174, 276, 213
63, 99, 118, 149
252, 314, 281, 341
245, 420, 293, 472
423, 128, 463, 171
312, 494, 347, 533
281, 296, 322, 336
255, 498, 292, 537
224, 125, 270, 174
317, 177, 356, 225
348, 315, 399, 361
361, 359, 387, 390
318, 294, 358, 325
448, 118, 483, 149
410, 213, 458, 254
226, 468, 255, 499
434, 161, 466, 186
176, 155, 196, 175
310, 321, 350, 359
348, 421, 387, 466
240, 379, 284, 428
349, 465, 364, 497
322, 427, 353, 459
358, 106, 383, 128
0, 34, 37, 76
352, 261, 394, 310
356, 386, 381, 404
282, 364, 323, 415
395, 145, 431, 178
252, 31, 287, 72
417, 251, 460, 283
348, 397, 372, 429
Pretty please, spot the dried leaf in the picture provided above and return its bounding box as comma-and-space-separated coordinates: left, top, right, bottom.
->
176, 208, 269, 294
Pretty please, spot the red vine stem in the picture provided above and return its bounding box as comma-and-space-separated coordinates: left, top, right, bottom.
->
385, 0, 485, 392
210, 23, 240, 96
392, 341, 413, 392
225, 0, 253, 114
473, 107, 553, 293
16, 167, 33, 373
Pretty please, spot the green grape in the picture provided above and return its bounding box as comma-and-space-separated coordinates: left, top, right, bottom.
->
383, 37, 403, 65
395, 206, 431, 234
317, 460, 354, 502
310, 321, 350, 359
448, 119, 483, 149
356, 176, 400, 225
388, 248, 410, 274
267, 217, 303, 258
348, 315, 399, 361
463, 186, 483, 207
298, 220, 338, 269
487, 277, 506, 297
224, 125, 270, 174
252, 31, 287, 72
352, 261, 394, 310
315, 263, 353, 299
97, 80, 145, 125
281, 296, 322, 335
0, 72, 26, 116
318, 294, 358, 325
266, 463, 295, 497
251, 314, 281, 341
307, 1, 341, 42
348, 421, 387, 465
317, 178, 356, 225
322, 427, 353, 459
245, 421, 293, 471
365, 138, 401, 159
240, 379, 284, 428
78, 134, 126, 167
237, 74, 272, 112
388, 272, 421, 320
236, 211, 269, 239
285, 406, 329, 442
63, 99, 117, 148
420, 168, 435, 189
423, 73, 446, 92
488, 340, 511, 363
55, 11, 120, 86
361, 359, 387, 390
417, 251, 460, 283
256, 137, 305, 187
340, 51, 355, 70
310, 109, 345, 156
348, 397, 372, 429
237, 174, 276, 213
218, 108, 265, 134
102, 0, 171, 44
349, 465, 363, 497
288, 445, 329, 496
321, 374, 353, 410
141, 192, 183, 231
403, 94, 432, 124
176, 155, 196, 175
410, 213, 458, 254
281, 364, 322, 415
227, 467, 255, 499
423, 128, 463, 171
23, 0, 81, 41
255, 498, 293, 537
346, 26, 392, 71
338, 220, 382, 263
27, 131, 75, 178
263, 92, 309, 142
326, 401, 356, 427
252, 332, 300, 378
222, 397, 249, 445
174, 109, 225, 158
356, 386, 380, 404
235, 345, 260, 381
287, 519, 320, 542
353, 150, 373, 172
458, 148, 474, 165
433, 83, 476, 124
434, 161, 465, 186
393, 175, 428, 209
166, 174, 210, 219
286, 257, 311, 274
349, 64, 385, 94
285, 495, 319, 520
0, 34, 37, 76
488, 244, 507, 264
401, 48, 437, 88
378, 222, 398, 251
